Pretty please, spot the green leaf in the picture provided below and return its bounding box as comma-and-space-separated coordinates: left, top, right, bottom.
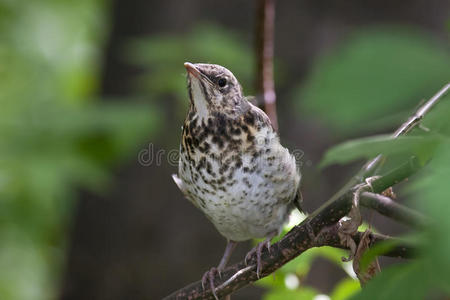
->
413, 142, 450, 294
352, 142, 450, 299
263, 287, 318, 300
330, 278, 360, 300
296, 27, 450, 134
358, 239, 400, 273
255, 271, 286, 289
350, 262, 427, 300
319, 135, 441, 168
313, 246, 348, 266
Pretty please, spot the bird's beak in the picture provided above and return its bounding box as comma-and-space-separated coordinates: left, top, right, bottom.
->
184, 62, 201, 79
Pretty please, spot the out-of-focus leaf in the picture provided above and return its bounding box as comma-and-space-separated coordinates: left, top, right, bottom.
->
263, 287, 318, 300
413, 142, 450, 294
278, 250, 316, 276
296, 27, 450, 134
256, 271, 287, 289
330, 278, 360, 300
127, 23, 253, 92
319, 135, 441, 168
352, 142, 450, 299
357, 222, 377, 233
314, 246, 348, 266
256, 246, 349, 294
350, 262, 426, 300
0, 1, 158, 300
126, 23, 254, 121
358, 239, 400, 273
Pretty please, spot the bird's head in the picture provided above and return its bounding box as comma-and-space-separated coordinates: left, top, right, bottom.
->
184, 62, 247, 119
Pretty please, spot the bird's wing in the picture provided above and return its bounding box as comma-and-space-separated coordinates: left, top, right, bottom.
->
293, 188, 304, 213
172, 174, 188, 195
248, 102, 276, 131
172, 174, 201, 209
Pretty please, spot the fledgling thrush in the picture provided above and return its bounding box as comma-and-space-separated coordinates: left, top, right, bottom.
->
173, 62, 301, 299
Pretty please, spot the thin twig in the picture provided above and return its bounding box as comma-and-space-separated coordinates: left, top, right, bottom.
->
256, 0, 278, 131
360, 192, 426, 228
393, 83, 450, 137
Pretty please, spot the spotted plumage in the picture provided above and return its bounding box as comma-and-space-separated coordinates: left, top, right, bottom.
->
172, 62, 301, 296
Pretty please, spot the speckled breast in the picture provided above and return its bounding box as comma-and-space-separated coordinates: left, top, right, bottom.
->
178, 109, 300, 241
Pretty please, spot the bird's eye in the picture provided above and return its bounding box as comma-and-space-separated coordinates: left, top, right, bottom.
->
217, 78, 227, 88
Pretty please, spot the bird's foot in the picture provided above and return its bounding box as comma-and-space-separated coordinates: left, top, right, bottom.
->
201, 267, 222, 300
244, 238, 272, 279
201, 241, 237, 300
338, 176, 379, 261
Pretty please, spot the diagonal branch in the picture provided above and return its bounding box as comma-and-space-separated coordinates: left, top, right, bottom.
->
393, 83, 450, 137
360, 192, 427, 228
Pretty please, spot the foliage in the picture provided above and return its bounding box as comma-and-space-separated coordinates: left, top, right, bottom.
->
0, 0, 157, 299
126, 24, 254, 122
319, 135, 441, 168
348, 136, 450, 299
295, 27, 450, 136
317, 72, 450, 298
263, 26, 450, 299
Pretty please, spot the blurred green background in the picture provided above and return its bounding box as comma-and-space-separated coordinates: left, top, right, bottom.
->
0, 0, 449, 299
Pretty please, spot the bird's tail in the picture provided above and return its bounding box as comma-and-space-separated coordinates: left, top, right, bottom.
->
293, 188, 304, 213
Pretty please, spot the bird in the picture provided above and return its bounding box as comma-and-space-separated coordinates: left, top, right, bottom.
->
172, 62, 301, 299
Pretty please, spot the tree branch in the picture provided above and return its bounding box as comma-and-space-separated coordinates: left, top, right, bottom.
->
360, 192, 426, 228
316, 226, 415, 259
256, 0, 278, 131
163, 228, 413, 300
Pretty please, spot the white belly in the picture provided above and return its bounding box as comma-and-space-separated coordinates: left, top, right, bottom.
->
179, 141, 300, 242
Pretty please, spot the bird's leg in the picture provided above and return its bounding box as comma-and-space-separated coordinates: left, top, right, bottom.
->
338, 176, 379, 261
202, 240, 237, 300
244, 231, 277, 279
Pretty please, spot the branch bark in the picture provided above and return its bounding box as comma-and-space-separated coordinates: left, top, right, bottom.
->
326, 230, 415, 259
256, 0, 278, 131
360, 192, 426, 228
